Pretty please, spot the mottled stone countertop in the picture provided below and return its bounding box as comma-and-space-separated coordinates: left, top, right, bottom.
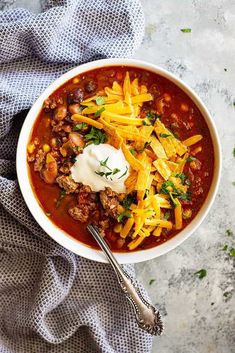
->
6, 0, 235, 352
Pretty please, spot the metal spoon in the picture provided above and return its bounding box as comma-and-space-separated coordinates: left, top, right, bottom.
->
87, 224, 164, 336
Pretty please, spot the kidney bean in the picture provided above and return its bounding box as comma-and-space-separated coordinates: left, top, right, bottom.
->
67, 88, 84, 104
68, 104, 81, 114
62, 125, 72, 133
41, 161, 58, 184
54, 105, 67, 121
69, 132, 85, 148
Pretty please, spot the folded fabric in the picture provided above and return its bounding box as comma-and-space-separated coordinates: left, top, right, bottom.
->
0, 1, 153, 352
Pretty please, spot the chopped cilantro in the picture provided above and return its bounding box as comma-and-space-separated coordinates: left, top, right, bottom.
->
95, 171, 106, 177
143, 120, 151, 126
146, 111, 161, 125
233, 102, 235, 108
95, 170, 112, 179
178, 192, 192, 201
222, 244, 228, 251
233, 148, 235, 157
160, 180, 191, 204
224, 68, 227, 72
164, 211, 171, 220
181, 28, 192, 33
96, 96, 105, 106
117, 211, 131, 223
223, 291, 232, 298
160, 180, 191, 201
187, 156, 197, 162
112, 168, 120, 175
169, 192, 177, 208
194, 269, 207, 279
73, 122, 88, 131
160, 180, 177, 194
100, 157, 112, 171
160, 133, 171, 138
94, 107, 105, 118
118, 166, 128, 179
172, 172, 187, 184
56, 189, 66, 208
95, 159, 126, 180
122, 195, 136, 210
229, 248, 235, 257
138, 141, 152, 153
160, 180, 178, 199
130, 148, 137, 155
85, 127, 107, 145
149, 279, 156, 285
232, 181, 235, 186
77, 146, 82, 152
226, 229, 233, 236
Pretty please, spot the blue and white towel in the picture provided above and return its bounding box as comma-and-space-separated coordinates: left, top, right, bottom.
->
0, 1, 153, 352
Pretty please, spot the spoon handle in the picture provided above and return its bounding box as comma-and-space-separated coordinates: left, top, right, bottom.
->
87, 224, 164, 336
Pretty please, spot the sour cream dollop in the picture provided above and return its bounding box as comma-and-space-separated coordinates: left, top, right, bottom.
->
70, 144, 130, 193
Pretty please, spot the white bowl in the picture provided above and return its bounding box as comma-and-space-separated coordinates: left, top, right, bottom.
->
16, 58, 221, 264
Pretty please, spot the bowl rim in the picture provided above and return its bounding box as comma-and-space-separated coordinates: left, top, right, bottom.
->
16, 58, 222, 264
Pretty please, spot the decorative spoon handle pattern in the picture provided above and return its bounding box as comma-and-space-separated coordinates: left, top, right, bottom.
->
87, 224, 164, 336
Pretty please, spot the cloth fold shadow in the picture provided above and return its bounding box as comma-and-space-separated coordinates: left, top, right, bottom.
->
0, 1, 152, 352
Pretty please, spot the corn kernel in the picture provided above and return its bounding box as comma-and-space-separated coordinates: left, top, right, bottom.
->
46, 153, 55, 164
43, 144, 51, 152
27, 143, 35, 154
181, 103, 189, 112
114, 223, 123, 233
51, 138, 57, 146
73, 77, 80, 84
183, 209, 192, 219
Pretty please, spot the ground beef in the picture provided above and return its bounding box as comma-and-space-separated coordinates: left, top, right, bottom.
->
27, 155, 35, 162
84, 79, 97, 93
68, 200, 97, 223
194, 187, 203, 196
59, 161, 73, 174
68, 206, 89, 222
43, 97, 63, 112
51, 120, 64, 133
190, 159, 202, 171
34, 150, 45, 172
56, 175, 79, 193
79, 185, 92, 193
99, 219, 110, 230
99, 187, 120, 219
